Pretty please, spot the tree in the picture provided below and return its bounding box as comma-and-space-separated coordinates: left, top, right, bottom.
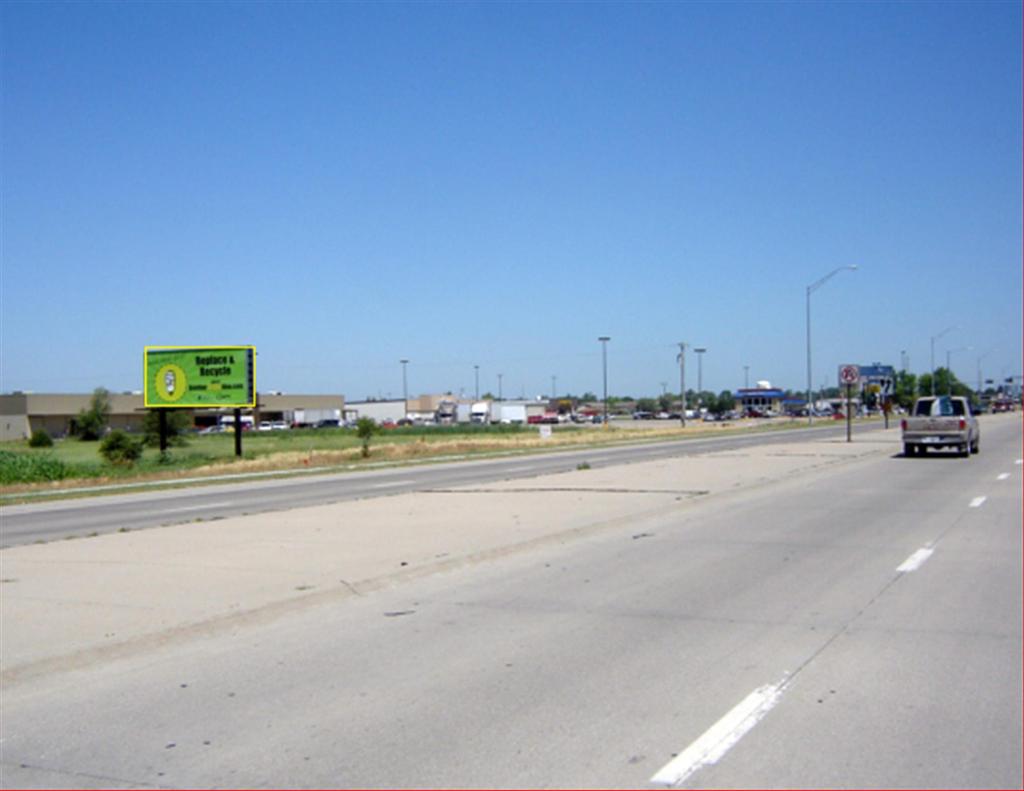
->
708, 390, 736, 415
355, 417, 379, 458
76, 387, 111, 440
893, 371, 918, 410
143, 409, 192, 447
658, 394, 674, 412
579, 392, 598, 402
635, 398, 658, 413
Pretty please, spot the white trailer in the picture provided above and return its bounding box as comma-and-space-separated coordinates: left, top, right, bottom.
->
456, 403, 473, 423
470, 402, 491, 424
491, 402, 527, 424
290, 408, 342, 427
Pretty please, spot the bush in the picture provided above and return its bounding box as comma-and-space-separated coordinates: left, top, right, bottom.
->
355, 417, 379, 458
99, 430, 144, 466
28, 429, 54, 448
0, 450, 75, 484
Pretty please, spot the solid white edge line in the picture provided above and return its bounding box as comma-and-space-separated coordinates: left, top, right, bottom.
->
650, 680, 785, 787
969, 496, 987, 508
370, 479, 416, 488
897, 547, 934, 573
997, 473, 1010, 480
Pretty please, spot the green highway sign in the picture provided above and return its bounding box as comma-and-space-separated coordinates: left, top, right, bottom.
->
144, 346, 255, 408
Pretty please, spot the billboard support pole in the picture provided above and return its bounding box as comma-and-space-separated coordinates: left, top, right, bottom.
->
234, 409, 243, 457
158, 409, 168, 454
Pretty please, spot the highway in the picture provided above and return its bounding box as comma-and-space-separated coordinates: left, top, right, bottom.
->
1, 417, 1020, 788
2, 422, 855, 547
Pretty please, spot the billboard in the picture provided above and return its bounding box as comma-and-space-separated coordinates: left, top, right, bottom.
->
144, 346, 255, 408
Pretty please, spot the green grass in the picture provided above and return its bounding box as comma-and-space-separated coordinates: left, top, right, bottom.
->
0, 424, 537, 485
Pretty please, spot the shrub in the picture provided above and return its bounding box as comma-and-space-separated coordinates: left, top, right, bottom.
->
28, 429, 54, 448
99, 430, 144, 466
355, 417, 379, 458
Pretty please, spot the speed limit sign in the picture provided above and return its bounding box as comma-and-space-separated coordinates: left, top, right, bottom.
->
839, 364, 860, 385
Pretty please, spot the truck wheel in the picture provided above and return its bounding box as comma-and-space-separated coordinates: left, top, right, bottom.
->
904, 443, 916, 457
971, 438, 980, 454
960, 442, 970, 458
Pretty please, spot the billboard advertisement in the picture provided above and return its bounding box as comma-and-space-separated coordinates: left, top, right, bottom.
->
144, 346, 255, 408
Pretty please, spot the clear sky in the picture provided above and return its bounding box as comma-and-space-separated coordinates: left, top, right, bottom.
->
2, 1, 1020, 401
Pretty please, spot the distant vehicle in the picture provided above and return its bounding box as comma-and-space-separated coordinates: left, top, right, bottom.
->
314, 419, 341, 429
470, 402, 490, 424
655, 411, 670, 420
396, 417, 414, 426
901, 395, 979, 457
632, 411, 653, 420
258, 421, 273, 431
198, 424, 226, 434
491, 403, 527, 424
270, 421, 289, 430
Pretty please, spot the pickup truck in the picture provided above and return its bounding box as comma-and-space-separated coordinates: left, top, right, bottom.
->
901, 396, 979, 457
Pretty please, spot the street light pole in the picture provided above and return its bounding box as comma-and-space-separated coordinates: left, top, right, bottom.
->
930, 326, 956, 396
945, 346, 972, 395
399, 359, 409, 417
677, 342, 687, 428
694, 348, 707, 409
551, 375, 557, 400
598, 337, 610, 426
806, 265, 858, 425
474, 365, 479, 400
743, 365, 749, 389
497, 373, 503, 402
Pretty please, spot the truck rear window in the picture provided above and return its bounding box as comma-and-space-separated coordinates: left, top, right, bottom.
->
914, 397, 964, 417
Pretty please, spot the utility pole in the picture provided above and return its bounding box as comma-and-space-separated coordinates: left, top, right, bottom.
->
551, 375, 557, 399
497, 373, 503, 402
743, 365, 749, 389
474, 364, 479, 400
677, 342, 687, 428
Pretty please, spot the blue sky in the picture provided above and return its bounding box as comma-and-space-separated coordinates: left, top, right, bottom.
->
2, 1, 1020, 401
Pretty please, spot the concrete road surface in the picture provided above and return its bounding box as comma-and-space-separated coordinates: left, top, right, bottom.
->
1, 416, 1020, 788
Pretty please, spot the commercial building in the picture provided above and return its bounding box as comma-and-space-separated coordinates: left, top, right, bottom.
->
0, 392, 345, 441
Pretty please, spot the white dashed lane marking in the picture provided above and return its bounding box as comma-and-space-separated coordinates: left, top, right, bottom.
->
897, 548, 934, 573
997, 473, 1010, 481
650, 679, 787, 787
969, 496, 987, 508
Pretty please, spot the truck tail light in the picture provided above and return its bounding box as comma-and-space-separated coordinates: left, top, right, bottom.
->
959, 418, 966, 430
900, 419, 907, 431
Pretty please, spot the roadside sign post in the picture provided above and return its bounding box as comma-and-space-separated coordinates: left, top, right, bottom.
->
846, 384, 853, 442
158, 409, 168, 454
234, 408, 243, 457
838, 364, 860, 443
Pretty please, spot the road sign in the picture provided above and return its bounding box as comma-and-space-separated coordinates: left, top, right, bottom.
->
839, 364, 860, 386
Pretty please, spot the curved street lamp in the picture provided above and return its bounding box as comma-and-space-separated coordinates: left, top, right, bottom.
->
806, 266, 858, 424
930, 326, 957, 396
